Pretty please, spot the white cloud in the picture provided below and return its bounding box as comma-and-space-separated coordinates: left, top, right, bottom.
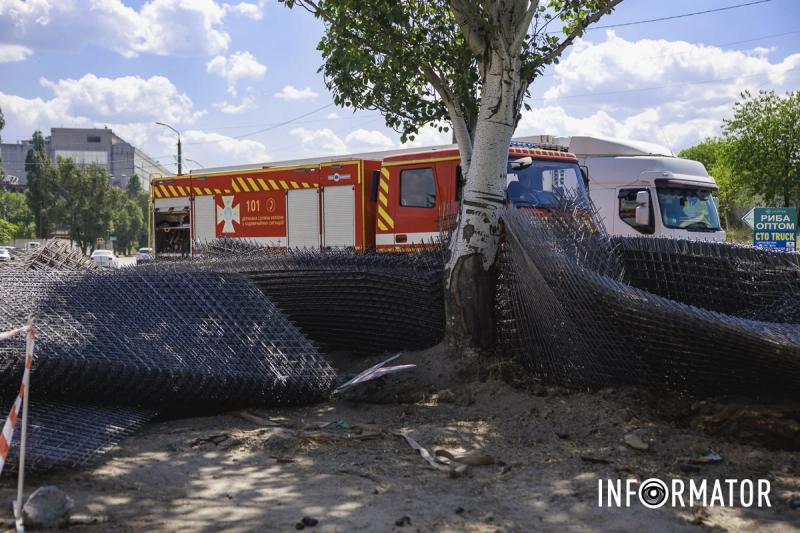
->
0, 44, 33, 62
228, 1, 265, 20
39, 74, 204, 124
214, 96, 258, 114
290, 127, 347, 154
544, 31, 800, 110
182, 130, 271, 165
519, 31, 800, 151
326, 112, 340, 120
0, 73, 203, 144
207, 52, 267, 95
274, 85, 319, 101
345, 129, 394, 150
0, 0, 230, 57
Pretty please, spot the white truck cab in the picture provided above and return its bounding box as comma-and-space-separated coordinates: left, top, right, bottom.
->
520, 135, 726, 242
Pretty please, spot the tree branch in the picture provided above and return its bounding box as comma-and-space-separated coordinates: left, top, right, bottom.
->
511, 1, 540, 53
450, 0, 488, 56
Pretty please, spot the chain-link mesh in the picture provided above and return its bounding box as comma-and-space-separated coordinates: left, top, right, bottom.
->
0, 268, 336, 409
162, 242, 446, 355
2, 400, 156, 473
497, 198, 800, 398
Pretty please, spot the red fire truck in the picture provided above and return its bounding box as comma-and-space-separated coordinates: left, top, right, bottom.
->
150, 142, 585, 255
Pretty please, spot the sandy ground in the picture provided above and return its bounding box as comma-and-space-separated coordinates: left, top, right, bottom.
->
0, 346, 798, 532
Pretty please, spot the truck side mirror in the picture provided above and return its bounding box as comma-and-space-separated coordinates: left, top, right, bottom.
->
635, 191, 650, 227
580, 165, 589, 188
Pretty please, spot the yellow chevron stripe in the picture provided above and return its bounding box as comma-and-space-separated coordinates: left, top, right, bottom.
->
302, 182, 310, 188
378, 191, 388, 207
380, 168, 390, 178
291, 181, 299, 189
379, 179, 389, 194
378, 205, 394, 228
279, 180, 289, 189
377, 219, 388, 231
177, 185, 186, 196
214, 188, 222, 194
247, 177, 259, 191
257, 178, 269, 191
204, 188, 212, 195
160, 185, 170, 198
231, 180, 240, 192
237, 177, 250, 192
153, 187, 162, 199
168, 185, 178, 197
269, 179, 279, 190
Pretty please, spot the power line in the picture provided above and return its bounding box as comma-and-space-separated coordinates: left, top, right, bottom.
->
183, 103, 336, 146
587, 0, 773, 31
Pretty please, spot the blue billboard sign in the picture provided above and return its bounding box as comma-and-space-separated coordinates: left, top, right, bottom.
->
753, 207, 797, 251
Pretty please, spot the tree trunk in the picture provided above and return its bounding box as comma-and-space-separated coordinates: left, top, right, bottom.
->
444, 50, 522, 351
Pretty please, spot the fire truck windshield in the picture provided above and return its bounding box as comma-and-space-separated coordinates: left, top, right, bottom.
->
506, 159, 587, 208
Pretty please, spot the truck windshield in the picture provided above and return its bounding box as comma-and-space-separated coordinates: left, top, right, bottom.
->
656, 187, 721, 231
506, 160, 587, 208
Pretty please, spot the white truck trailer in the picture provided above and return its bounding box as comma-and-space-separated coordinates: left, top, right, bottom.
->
520, 135, 726, 241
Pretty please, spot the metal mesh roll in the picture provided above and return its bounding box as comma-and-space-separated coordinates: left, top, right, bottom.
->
497, 197, 800, 398
2, 400, 156, 473
151, 244, 446, 355
0, 268, 337, 409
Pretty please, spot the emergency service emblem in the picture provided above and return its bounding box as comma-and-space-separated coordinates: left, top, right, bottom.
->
216, 195, 240, 233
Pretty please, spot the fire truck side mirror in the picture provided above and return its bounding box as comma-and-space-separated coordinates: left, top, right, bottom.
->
370, 170, 381, 203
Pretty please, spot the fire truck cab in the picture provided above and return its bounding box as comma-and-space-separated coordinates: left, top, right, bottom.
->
149, 142, 583, 255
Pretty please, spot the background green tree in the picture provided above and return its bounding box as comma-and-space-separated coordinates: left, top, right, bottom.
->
0, 220, 16, 244
25, 130, 58, 238
723, 90, 800, 208
109, 187, 144, 255
0, 190, 36, 238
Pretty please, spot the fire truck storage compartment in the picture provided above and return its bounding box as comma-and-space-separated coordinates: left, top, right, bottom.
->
193, 195, 216, 244
323, 185, 355, 248
287, 188, 320, 248
154, 198, 190, 255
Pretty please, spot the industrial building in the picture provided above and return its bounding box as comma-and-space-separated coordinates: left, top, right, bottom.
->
0, 127, 170, 189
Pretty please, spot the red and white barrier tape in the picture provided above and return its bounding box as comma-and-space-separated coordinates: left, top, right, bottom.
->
0, 326, 35, 477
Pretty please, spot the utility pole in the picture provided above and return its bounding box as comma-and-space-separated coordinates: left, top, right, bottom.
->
155, 122, 182, 175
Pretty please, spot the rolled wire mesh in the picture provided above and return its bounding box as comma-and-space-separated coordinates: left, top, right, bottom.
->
0, 269, 337, 409
497, 197, 800, 398
158, 243, 446, 355
1, 400, 156, 473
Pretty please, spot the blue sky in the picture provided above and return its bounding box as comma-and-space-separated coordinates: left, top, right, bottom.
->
1, 0, 798, 175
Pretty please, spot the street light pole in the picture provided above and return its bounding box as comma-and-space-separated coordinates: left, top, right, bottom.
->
155, 122, 182, 175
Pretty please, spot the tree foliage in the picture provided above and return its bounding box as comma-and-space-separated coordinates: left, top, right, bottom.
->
723, 90, 800, 208
0, 190, 35, 238
25, 130, 58, 238
0, 219, 15, 244
679, 138, 750, 228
